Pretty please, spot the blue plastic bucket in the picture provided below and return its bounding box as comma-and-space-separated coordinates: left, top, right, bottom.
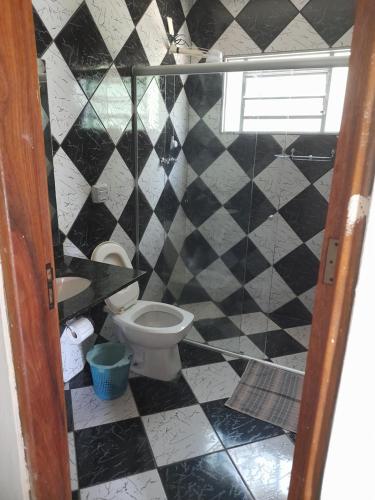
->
86, 343, 132, 400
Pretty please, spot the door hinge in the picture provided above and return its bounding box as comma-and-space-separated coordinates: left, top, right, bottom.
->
323, 238, 339, 285
46, 263, 55, 309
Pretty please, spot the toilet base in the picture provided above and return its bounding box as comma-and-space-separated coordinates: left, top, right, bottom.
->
129, 343, 182, 381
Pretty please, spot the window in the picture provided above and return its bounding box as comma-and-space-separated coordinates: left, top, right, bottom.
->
222, 50, 349, 134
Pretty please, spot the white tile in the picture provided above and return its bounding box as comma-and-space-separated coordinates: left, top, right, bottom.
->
80, 470, 167, 500
285, 325, 311, 349
306, 230, 324, 259
53, 149, 91, 235
333, 27, 353, 48
229, 312, 279, 335
299, 286, 316, 313
33, 0, 83, 37
229, 435, 294, 500
43, 43, 87, 142
185, 326, 205, 343
138, 79, 169, 145
86, 0, 134, 59
68, 432, 78, 491
199, 208, 245, 256
173, 21, 192, 65
71, 385, 138, 430
218, 0, 249, 17
196, 259, 241, 302
314, 170, 333, 201
290, 0, 309, 9
212, 20, 261, 57
272, 352, 308, 372
136, 0, 169, 66
266, 14, 328, 53
142, 405, 222, 466
245, 269, 295, 313
139, 150, 166, 209
180, 0, 195, 16
167, 257, 193, 299
139, 214, 165, 267
142, 271, 166, 302
273, 134, 299, 151
170, 89, 189, 145
180, 301, 224, 320
201, 152, 250, 205
91, 66, 132, 145
110, 224, 136, 262
202, 100, 238, 148
63, 238, 87, 259
168, 151, 188, 202
97, 149, 134, 219
167, 206, 188, 252
249, 214, 302, 264
182, 362, 240, 403
209, 336, 265, 360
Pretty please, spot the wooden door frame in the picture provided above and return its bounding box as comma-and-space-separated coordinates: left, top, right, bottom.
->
0, 0, 374, 499
289, 0, 375, 497
0, 1, 70, 499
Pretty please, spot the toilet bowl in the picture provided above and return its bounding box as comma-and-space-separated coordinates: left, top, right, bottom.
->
91, 242, 194, 381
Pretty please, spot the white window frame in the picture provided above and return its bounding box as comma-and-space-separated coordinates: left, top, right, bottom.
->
222, 50, 350, 135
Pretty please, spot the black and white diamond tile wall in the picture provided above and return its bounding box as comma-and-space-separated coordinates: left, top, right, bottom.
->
33, 0, 354, 335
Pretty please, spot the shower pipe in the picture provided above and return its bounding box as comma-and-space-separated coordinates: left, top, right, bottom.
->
132, 50, 350, 76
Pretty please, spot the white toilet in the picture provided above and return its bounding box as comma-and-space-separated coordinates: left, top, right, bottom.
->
91, 241, 194, 381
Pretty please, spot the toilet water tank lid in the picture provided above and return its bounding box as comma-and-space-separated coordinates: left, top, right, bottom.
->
91, 241, 139, 313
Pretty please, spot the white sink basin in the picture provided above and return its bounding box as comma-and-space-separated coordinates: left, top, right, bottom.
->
56, 276, 91, 303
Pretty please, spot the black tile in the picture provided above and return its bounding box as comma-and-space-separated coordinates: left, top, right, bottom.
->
224, 183, 252, 233
67, 197, 117, 258
279, 186, 328, 241
286, 135, 337, 183
301, 0, 355, 46
228, 358, 249, 377
179, 277, 212, 304
195, 317, 243, 342
158, 74, 184, 113
129, 374, 197, 415
180, 230, 218, 275
184, 74, 223, 117
202, 398, 284, 448
156, 0, 186, 33
136, 252, 153, 298
220, 288, 260, 316
159, 451, 252, 500
117, 124, 151, 178
186, 0, 233, 49
236, 0, 298, 51
253, 135, 283, 176
154, 181, 180, 232
65, 390, 73, 433
183, 120, 225, 175
249, 330, 306, 358
179, 342, 225, 368
163, 287, 175, 304
227, 135, 257, 174
181, 178, 221, 227
154, 118, 181, 175
269, 299, 312, 328
275, 244, 320, 295
75, 418, 154, 488
115, 30, 149, 78
61, 103, 115, 185
119, 189, 152, 243
55, 4, 113, 98
51, 136, 60, 155
71, 491, 79, 500
33, 8, 52, 57
125, 0, 153, 26
249, 184, 277, 232
222, 238, 270, 283
154, 237, 179, 284
90, 301, 109, 334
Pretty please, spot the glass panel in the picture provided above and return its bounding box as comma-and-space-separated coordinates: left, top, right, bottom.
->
244, 72, 327, 98
243, 117, 322, 133
244, 97, 325, 117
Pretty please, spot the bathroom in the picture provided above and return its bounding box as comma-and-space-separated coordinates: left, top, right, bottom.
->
1, 0, 374, 499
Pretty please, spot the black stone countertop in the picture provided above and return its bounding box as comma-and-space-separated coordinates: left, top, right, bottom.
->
56, 256, 145, 323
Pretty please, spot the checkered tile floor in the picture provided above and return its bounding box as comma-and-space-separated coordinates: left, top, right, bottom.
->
66, 342, 297, 499
182, 302, 310, 372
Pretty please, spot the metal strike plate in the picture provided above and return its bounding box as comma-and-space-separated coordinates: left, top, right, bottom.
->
323, 238, 339, 285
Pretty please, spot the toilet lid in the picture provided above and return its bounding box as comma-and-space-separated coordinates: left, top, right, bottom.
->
91, 241, 139, 313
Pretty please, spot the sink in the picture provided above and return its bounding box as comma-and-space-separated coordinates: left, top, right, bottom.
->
56, 276, 91, 303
